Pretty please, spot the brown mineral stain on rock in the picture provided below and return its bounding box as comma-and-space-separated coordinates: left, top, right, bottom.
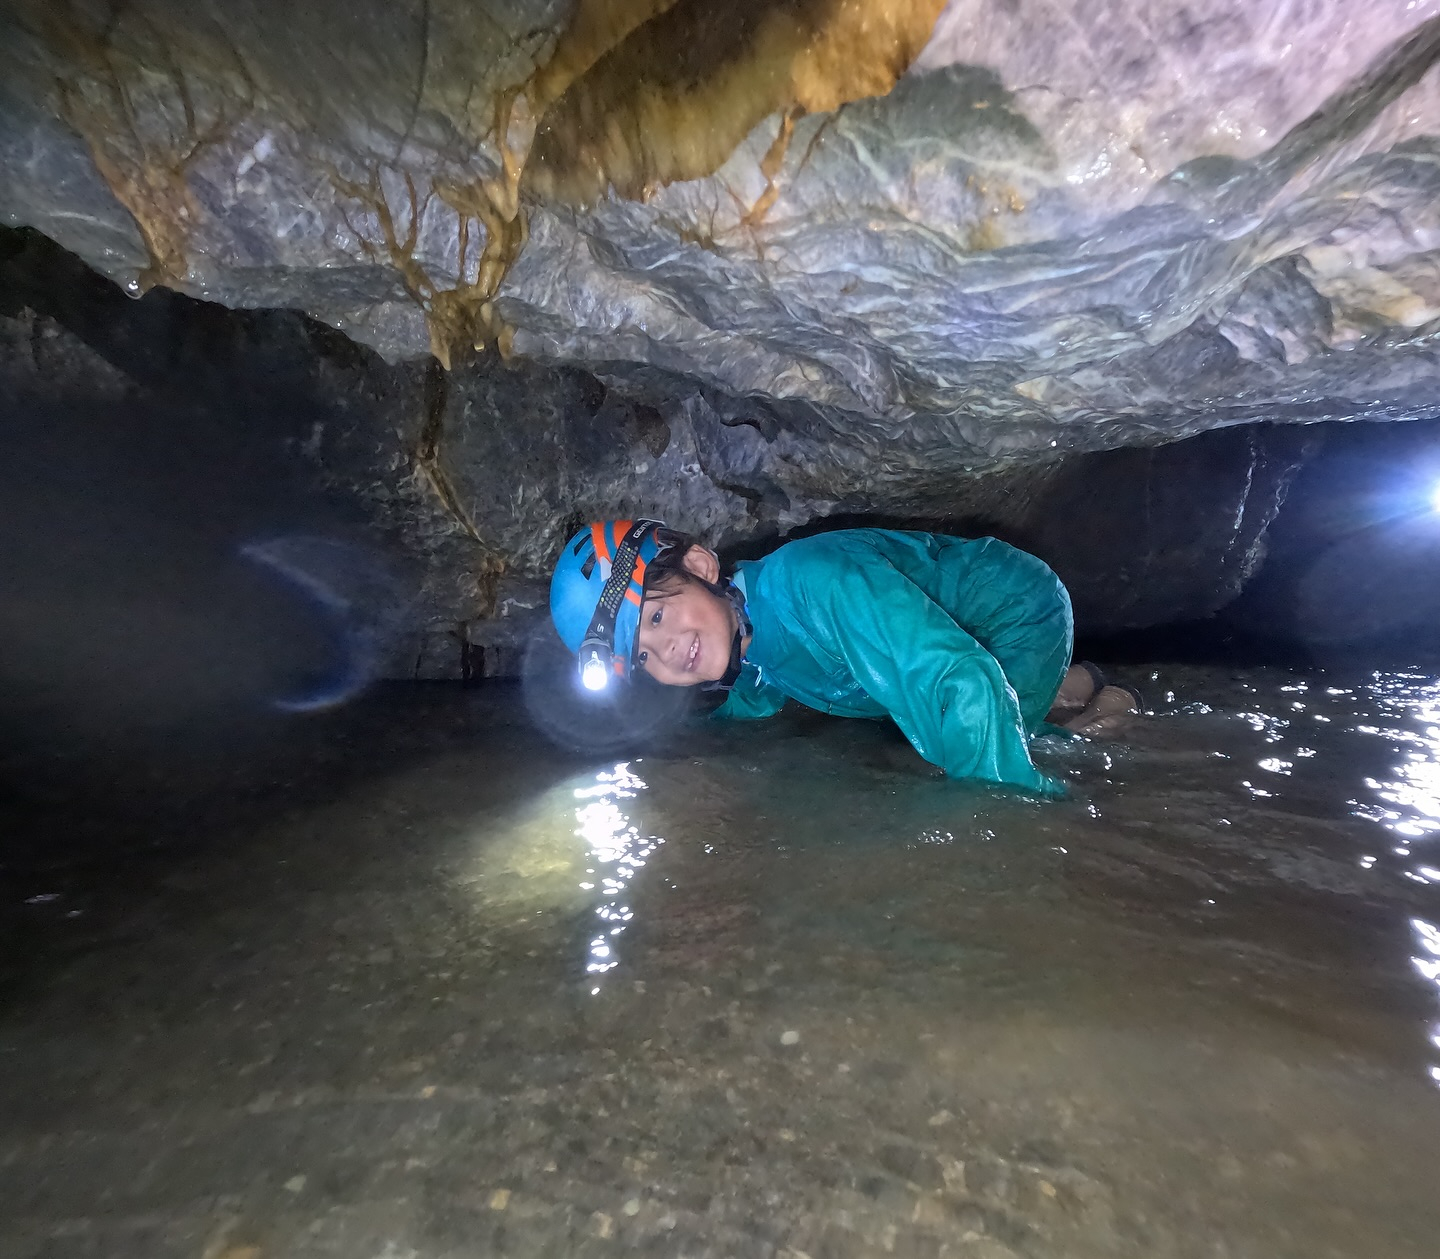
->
321, 92, 530, 370
741, 107, 802, 227
529, 0, 683, 111
523, 0, 949, 204
21, 0, 254, 292
16, 0, 948, 362
393, 89, 529, 369
337, 0, 947, 357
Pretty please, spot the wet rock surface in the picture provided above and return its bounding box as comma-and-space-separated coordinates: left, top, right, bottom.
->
1222, 416, 1440, 661
3, 668, 1440, 1258
5, 1, 1440, 467
2, 225, 1320, 681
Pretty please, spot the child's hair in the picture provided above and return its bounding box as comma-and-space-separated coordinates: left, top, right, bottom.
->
644, 526, 713, 597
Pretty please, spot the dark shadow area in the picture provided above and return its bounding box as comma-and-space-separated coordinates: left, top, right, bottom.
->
1087, 416, 1440, 671
1074, 618, 1321, 671
0, 231, 430, 884
0, 225, 381, 402
0, 226, 704, 989
725, 423, 1316, 642
0, 375, 383, 813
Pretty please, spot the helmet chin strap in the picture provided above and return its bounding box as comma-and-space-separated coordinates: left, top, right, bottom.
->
701, 580, 752, 693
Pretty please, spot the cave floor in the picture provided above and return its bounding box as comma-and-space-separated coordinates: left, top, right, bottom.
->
2, 666, 1440, 1259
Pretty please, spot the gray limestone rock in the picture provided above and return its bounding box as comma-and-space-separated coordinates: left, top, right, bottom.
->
2, 0, 1440, 470
2, 225, 1313, 680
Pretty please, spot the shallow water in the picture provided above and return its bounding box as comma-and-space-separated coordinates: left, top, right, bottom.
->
3, 662, 1440, 1258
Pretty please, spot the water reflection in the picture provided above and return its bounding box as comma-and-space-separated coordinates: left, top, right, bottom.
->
1345, 676, 1440, 1085
1412, 918, 1440, 1085
1356, 678, 1440, 874
1237, 710, 1289, 741
573, 763, 662, 990
1155, 667, 1440, 1089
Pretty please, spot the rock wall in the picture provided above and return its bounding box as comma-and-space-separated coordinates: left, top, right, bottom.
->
2, 226, 1316, 682
4, 1, 1440, 473
1224, 415, 1440, 662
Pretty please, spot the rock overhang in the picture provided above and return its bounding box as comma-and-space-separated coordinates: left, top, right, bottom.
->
4, 1, 1440, 466
9, 0, 1440, 680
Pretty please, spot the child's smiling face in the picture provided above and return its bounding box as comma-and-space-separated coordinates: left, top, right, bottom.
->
635, 546, 738, 686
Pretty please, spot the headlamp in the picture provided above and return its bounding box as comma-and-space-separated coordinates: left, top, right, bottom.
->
575, 519, 662, 694
580, 645, 611, 691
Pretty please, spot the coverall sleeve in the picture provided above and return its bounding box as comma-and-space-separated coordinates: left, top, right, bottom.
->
712, 664, 788, 720
815, 559, 1065, 798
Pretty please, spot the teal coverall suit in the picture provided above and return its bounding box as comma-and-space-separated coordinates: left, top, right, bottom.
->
715, 530, 1072, 796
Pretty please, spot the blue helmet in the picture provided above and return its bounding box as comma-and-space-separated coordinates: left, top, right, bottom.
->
550, 519, 665, 689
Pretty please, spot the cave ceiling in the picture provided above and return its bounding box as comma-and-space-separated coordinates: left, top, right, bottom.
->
6, 0, 1440, 474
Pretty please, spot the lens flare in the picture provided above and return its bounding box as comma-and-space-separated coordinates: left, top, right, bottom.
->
522, 623, 692, 754
239, 536, 409, 713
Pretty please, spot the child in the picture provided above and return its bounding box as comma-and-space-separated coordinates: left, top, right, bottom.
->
550, 520, 1138, 796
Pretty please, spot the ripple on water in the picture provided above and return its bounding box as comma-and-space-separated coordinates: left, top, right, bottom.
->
7, 666, 1440, 1258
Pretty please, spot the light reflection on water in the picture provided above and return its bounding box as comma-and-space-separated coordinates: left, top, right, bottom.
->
1415, 920, 1440, 1085
19, 663, 1440, 1259
555, 670, 1440, 1084
1173, 671, 1440, 1088
476, 666, 1440, 1093
572, 762, 662, 990
1329, 674, 1440, 1086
